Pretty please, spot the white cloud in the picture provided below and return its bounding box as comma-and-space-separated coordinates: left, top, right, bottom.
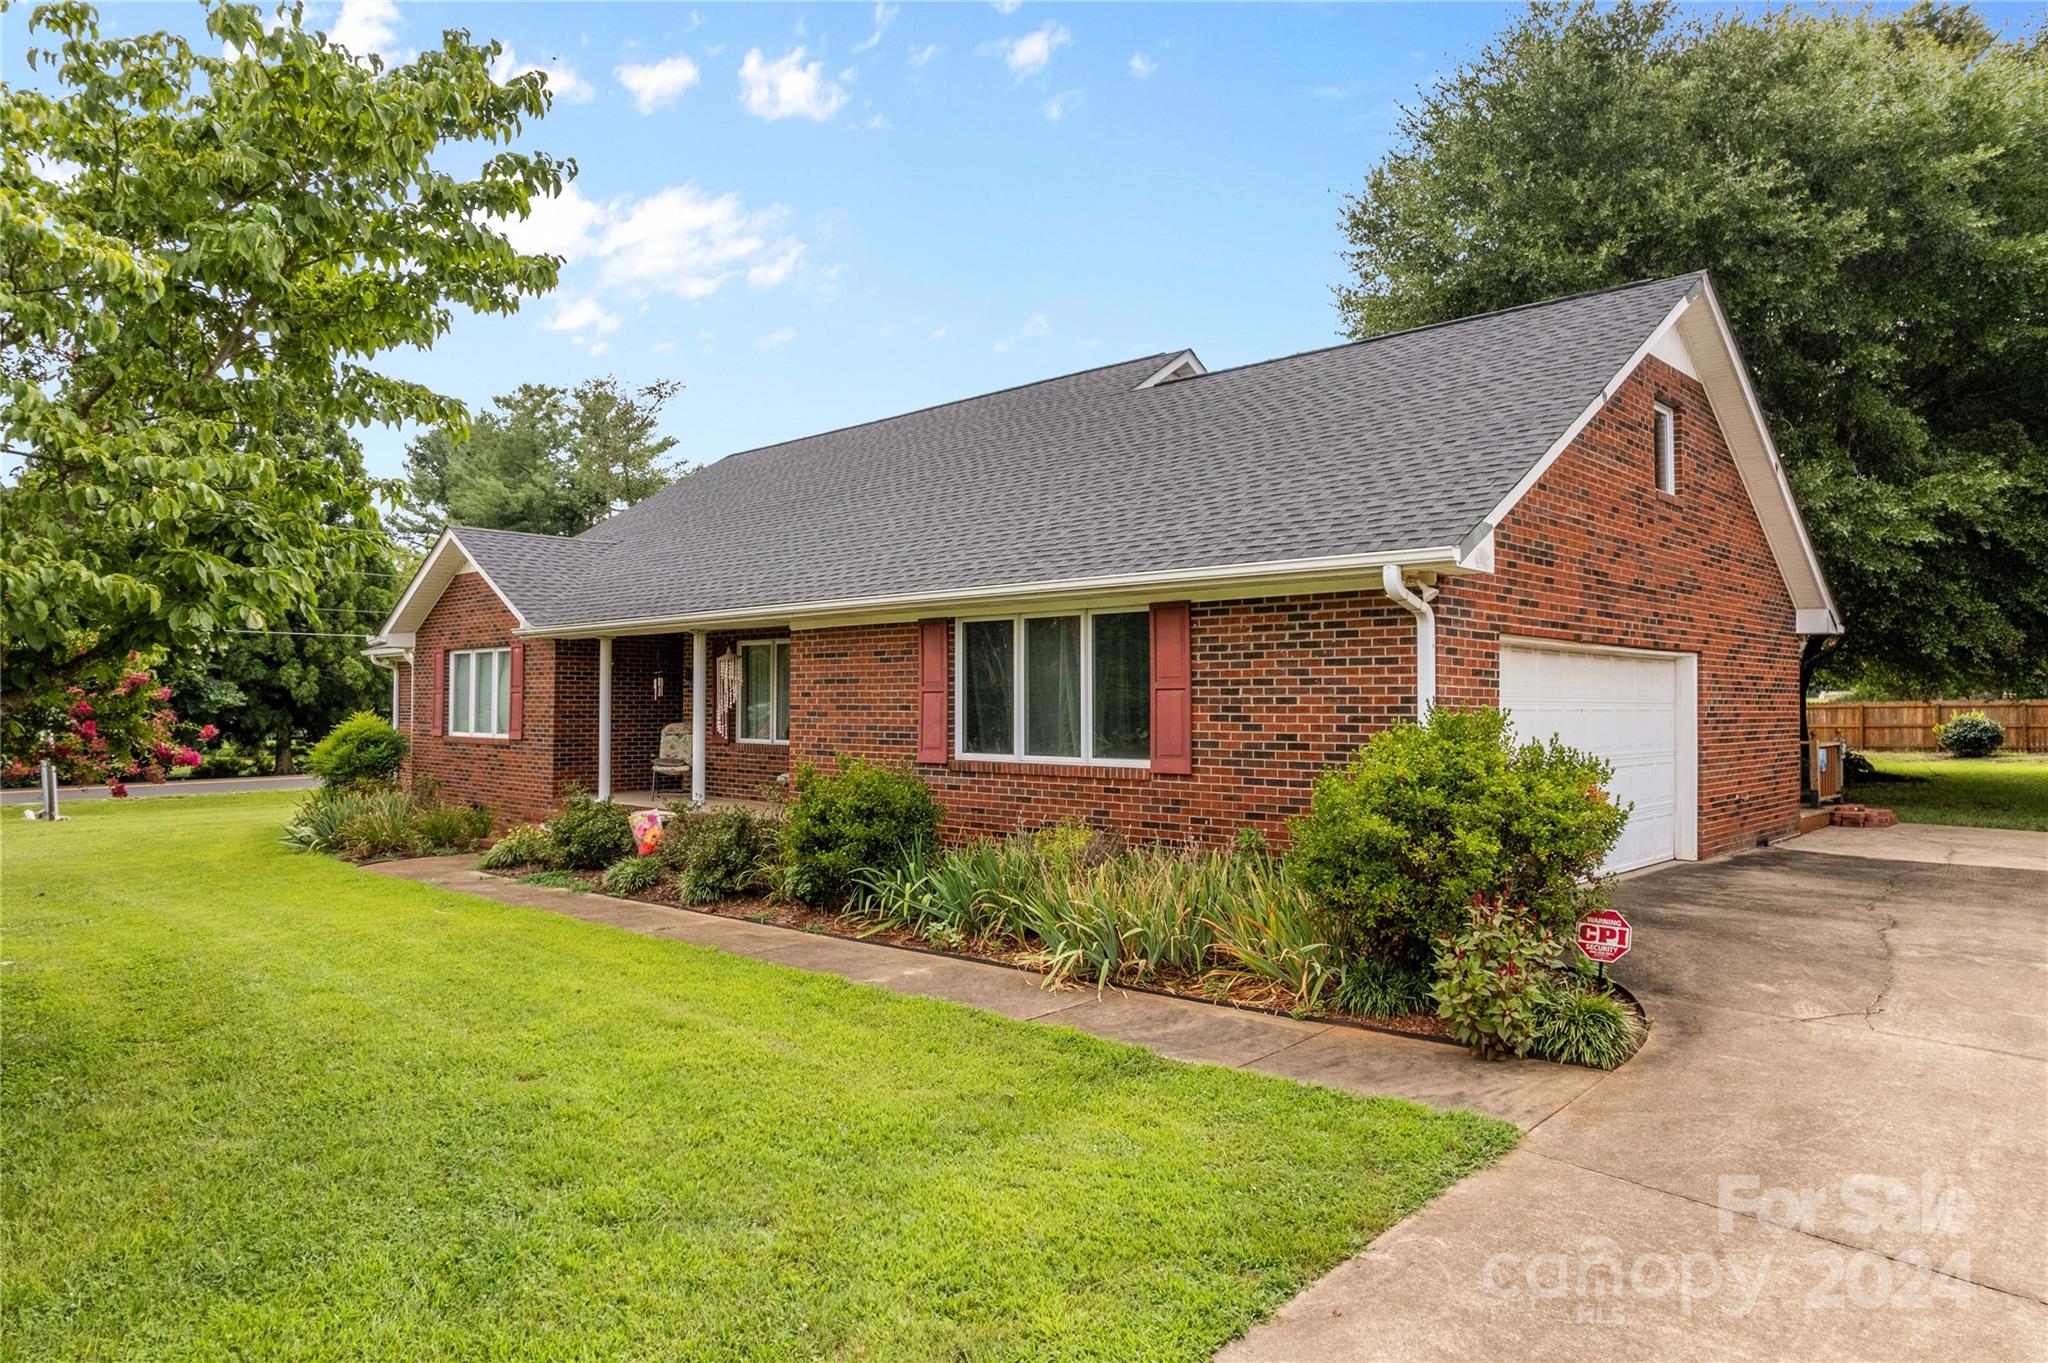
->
539, 295, 621, 348
986, 21, 1069, 79
739, 47, 849, 121
930, 325, 948, 341
907, 42, 943, 68
330, 0, 401, 57
851, 2, 898, 54
993, 313, 1050, 351
616, 53, 701, 113
493, 181, 609, 262
597, 185, 803, 300
746, 240, 806, 290
1128, 52, 1157, 79
650, 339, 678, 354
1043, 89, 1081, 121
755, 327, 797, 350
492, 47, 595, 104
991, 0, 1023, 12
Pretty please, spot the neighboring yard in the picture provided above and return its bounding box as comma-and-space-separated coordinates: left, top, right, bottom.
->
1845, 750, 2048, 832
0, 794, 1515, 1362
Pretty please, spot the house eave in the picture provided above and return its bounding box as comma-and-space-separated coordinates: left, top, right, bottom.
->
513, 544, 1479, 639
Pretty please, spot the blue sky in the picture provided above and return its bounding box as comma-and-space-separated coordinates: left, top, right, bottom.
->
7, 0, 2002, 486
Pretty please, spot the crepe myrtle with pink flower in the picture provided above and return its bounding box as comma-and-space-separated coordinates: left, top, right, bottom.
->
2, 653, 213, 797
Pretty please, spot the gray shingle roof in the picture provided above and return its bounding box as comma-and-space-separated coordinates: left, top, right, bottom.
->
461, 273, 1704, 630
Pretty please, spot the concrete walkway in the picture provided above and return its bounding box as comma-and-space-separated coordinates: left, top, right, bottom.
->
364, 855, 1603, 1128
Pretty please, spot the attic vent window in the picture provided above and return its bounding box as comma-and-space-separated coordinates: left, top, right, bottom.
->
1653, 404, 1677, 495
1136, 351, 1207, 389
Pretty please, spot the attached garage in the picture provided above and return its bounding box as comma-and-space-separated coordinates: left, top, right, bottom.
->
1498, 640, 1699, 873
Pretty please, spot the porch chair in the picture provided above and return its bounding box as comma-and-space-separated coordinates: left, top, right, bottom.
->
650, 722, 693, 796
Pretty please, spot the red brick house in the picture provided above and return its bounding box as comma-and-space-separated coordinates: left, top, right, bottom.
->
369, 273, 1838, 873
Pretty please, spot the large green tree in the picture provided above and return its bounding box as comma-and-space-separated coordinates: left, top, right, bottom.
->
398, 376, 684, 544
170, 423, 400, 774
0, 0, 570, 750
1338, 1, 2047, 696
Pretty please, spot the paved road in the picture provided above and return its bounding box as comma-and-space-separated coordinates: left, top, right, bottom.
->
1223, 827, 2048, 1361
2, 774, 317, 806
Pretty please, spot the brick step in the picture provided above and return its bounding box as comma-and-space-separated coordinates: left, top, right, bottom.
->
1830, 803, 1899, 829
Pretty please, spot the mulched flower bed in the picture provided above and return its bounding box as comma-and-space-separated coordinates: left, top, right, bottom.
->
481, 862, 1463, 1043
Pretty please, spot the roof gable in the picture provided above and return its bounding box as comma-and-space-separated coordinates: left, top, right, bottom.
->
372, 272, 1835, 639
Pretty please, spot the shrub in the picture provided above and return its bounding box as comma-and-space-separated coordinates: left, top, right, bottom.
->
1532, 981, 1643, 1069
481, 823, 562, 870
1430, 898, 1558, 1060
665, 807, 783, 904
547, 788, 637, 870
519, 869, 595, 892
1288, 707, 1628, 967
1936, 711, 2006, 759
305, 711, 408, 788
782, 757, 943, 906
602, 855, 665, 897
1333, 959, 1433, 1019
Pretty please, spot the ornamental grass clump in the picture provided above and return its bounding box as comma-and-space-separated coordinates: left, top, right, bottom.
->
1531, 980, 1643, 1070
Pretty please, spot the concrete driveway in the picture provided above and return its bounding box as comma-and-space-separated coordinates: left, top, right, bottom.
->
1224, 832, 2048, 1361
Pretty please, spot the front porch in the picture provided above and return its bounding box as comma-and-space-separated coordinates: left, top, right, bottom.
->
610, 790, 787, 815
589, 628, 792, 808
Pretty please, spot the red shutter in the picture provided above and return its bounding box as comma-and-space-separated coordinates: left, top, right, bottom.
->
916, 619, 950, 764
1150, 602, 1192, 775
507, 643, 525, 740
430, 648, 446, 737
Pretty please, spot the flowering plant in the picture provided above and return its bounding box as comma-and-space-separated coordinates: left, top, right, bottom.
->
2, 653, 213, 797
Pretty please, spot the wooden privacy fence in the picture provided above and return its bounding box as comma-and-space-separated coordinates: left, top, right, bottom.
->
1809, 701, 2048, 753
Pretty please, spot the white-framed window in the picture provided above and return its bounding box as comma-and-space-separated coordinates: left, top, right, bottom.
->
449, 647, 512, 737
956, 609, 1151, 766
739, 639, 790, 743
1653, 403, 1677, 495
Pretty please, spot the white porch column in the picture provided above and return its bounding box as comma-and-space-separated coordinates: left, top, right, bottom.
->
690, 631, 707, 804
597, 636, 613, 802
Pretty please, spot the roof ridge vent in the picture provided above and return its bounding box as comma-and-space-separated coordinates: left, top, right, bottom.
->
1136, 349, 1206, 388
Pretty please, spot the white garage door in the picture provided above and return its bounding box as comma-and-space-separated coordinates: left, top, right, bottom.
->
1499, 642, 1695, 873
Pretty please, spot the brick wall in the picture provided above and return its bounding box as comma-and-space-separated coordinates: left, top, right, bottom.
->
400, 573, 575, 825
1433, 355, 1803, 856
790, 594, 1416, 846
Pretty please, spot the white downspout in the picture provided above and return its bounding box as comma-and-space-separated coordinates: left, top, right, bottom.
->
1382, 564, 1436, 721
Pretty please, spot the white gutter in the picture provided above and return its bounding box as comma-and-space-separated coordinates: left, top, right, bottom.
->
515, 545, 1470, 640
1382, 564, 1435, 721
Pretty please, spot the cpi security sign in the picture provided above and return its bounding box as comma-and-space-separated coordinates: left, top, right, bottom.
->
1576, 908, 1633, 964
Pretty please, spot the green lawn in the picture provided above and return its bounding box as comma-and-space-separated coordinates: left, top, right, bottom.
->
1845, 750, 2048, 831
0, 793, 1515, 1362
